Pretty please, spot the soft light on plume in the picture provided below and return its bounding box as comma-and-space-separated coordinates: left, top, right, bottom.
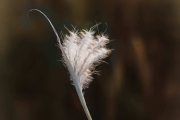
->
28, 9, 111, 120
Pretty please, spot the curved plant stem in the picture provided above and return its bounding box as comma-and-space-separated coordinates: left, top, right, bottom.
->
28, 9, 92, 120
74, 85, 92, 120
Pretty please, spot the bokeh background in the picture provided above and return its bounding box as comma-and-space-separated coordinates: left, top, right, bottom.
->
0, 0, 180, 120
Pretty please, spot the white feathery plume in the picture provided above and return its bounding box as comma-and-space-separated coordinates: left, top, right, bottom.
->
28, 9, 111, 120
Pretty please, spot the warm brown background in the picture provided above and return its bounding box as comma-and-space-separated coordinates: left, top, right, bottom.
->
0, 0, 180, 120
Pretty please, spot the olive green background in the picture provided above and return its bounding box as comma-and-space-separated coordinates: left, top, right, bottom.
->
0, 0, 180, 120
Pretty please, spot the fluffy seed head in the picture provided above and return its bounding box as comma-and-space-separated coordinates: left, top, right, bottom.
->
61, 29, 111, 90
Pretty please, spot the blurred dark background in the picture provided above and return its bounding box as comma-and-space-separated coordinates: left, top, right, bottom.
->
0, 0, 180, 120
